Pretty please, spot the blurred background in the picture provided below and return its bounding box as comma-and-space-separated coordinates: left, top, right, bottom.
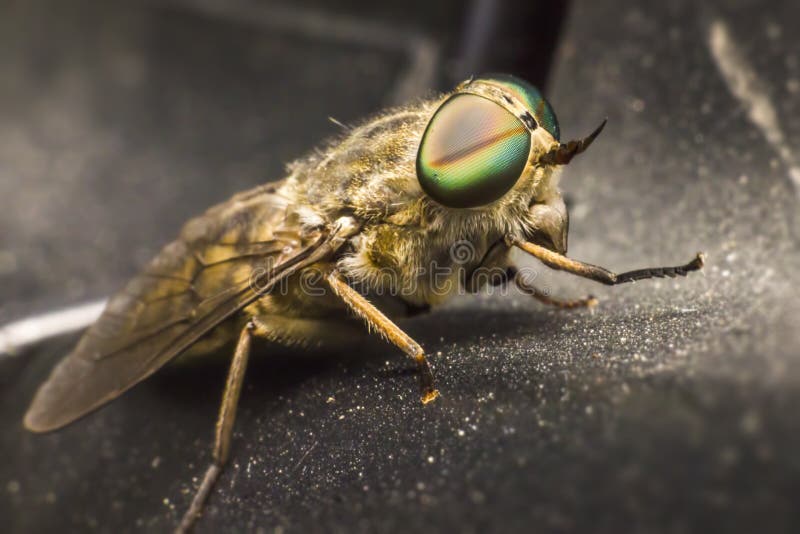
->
1, 0, 799, 532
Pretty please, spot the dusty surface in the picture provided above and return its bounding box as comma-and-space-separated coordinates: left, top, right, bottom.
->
1, 0, 799, 533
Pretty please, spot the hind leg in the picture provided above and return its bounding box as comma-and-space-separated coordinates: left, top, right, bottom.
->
175, 312, 366, 532
176, 318, 267, 533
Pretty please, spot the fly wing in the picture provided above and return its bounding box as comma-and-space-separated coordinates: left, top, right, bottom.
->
24, 184, 328, 432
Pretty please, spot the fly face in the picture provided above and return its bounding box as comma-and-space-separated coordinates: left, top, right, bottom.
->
412, 74, 605, 257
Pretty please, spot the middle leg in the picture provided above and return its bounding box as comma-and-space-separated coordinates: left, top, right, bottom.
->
465, 240, 597, 309
326, 270, 439, 404
512, 267, 598, 309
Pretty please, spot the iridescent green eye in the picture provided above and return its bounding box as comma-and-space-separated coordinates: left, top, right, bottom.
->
416, 93, 531, 208
478, 74, 560, 141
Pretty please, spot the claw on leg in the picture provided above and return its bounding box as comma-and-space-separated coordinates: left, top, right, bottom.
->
415, 351, 440, 403
421, 389, 440, 404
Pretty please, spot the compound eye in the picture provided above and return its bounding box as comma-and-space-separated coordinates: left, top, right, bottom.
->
416, 93, 531, 209
478, 73, 561, 141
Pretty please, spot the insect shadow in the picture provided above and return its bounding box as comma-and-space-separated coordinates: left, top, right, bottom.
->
146, 305, 565, 407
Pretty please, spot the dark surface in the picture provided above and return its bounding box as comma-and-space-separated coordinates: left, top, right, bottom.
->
2, 0, 800, 533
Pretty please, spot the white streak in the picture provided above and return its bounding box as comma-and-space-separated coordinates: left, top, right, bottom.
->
709, 20, 800, 196
0, 299, 106, 357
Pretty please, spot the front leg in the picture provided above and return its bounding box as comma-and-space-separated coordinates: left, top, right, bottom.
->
506, 236, 704, 285
325, 270, 440, 404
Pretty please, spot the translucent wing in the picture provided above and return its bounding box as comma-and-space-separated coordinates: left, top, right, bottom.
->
24, 184, 328, 432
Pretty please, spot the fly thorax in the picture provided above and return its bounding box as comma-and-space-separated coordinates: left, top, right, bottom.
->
339, 222, 499, 307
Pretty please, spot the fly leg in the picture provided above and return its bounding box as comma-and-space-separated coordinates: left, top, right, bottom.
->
506, 236, 704, 285
326, 270, 439, 404
512, 267, 598, 309
464, 240, 596, 308
176, 318, 267, 534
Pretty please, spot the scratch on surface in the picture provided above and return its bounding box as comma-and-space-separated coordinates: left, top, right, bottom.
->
0, 299, 106, 357
709, 20, 800, 197
292, 441, 318, 472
